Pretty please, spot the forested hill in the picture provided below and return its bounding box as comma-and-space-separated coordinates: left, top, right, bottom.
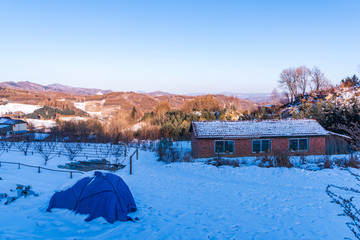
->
251, 75, 360, 145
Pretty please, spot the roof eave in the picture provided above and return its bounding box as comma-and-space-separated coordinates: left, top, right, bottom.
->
195, 134, 329, 139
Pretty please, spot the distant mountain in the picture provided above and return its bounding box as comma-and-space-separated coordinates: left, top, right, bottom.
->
0, 81, 112, 96
186, 92, 271, 103
82, 92, 257, 116
0, 81, 258, 117
143, 91, 173, 97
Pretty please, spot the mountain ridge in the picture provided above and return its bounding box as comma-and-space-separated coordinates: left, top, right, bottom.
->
0, 81, 112, 96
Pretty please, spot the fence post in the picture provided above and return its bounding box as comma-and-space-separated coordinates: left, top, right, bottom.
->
70, 172, 73, 179
130, 156, 132, 175
136, 148, 138, 160
125, 144, 127, 157
0, 161, 1, 167
18, 163, 20, 169
38, 166, 40, 173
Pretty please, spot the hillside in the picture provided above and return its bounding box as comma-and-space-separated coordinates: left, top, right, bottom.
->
0, 87, 75, 105
0, 80, 257, 118
250, 77, 360, 143
265, 85, 360, 119
77, 91, 256, 117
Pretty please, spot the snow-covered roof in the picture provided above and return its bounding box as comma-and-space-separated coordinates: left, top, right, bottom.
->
0, 117, 26, 125
190, 119, 330, 139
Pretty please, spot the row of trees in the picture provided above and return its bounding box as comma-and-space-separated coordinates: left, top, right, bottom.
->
0, 140, 128, 166
279, 66, 329, 102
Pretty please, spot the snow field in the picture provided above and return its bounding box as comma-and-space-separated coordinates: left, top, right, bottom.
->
0, 103, 41, 115
0, 143, 356, 239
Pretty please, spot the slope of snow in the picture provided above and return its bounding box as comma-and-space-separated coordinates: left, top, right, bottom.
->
0, 103, 41, 115
0, 144, 355, 239
74, 102, 86, 111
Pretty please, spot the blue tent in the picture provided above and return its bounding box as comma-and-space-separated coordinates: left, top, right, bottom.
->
47, 171, 137, 223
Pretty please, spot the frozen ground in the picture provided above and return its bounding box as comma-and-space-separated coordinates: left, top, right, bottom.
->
0, 143, 356, 239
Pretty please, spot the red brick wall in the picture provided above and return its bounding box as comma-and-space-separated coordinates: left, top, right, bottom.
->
191, 136, 326, 158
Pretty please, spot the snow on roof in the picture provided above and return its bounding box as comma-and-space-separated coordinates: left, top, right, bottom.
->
0, 117, 26, 125
328, 131, 351, 139
190, 119, 329, 139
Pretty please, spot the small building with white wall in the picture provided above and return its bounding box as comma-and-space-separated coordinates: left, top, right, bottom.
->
0, 117, 27, 135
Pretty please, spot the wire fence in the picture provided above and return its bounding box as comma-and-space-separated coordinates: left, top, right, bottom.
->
0, 160, 84, 178
0, 141, 145, 178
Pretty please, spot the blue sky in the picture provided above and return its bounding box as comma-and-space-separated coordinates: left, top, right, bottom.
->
0, 1, 359, 94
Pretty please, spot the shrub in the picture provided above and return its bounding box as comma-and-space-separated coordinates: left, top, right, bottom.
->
206, 157, 240, 167
274, 150, 293, 168
156, 142, 193, 163
348, 155, 360, 168
258, 150, 293, 168
258, 152, 274, 168
323, 157, 332, 169
335, 155, 360, 169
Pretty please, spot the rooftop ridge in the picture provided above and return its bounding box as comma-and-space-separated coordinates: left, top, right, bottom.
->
192, 119, 318, 123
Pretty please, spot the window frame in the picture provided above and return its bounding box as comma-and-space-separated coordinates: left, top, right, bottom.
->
288, 138, 309, 152
214, 140, 235, 154
252, 139, 271, 153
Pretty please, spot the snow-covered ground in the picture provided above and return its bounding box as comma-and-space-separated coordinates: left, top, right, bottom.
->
59, 116, 88, 122
26, 119, 57, 131
0, 103, 41, 115
0, 143, 356, 239
74, 102, 86, 111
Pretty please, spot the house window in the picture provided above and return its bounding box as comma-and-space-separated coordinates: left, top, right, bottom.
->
252, 139, 271, 153
215, 140, 234, 154
289, 138, 309, 151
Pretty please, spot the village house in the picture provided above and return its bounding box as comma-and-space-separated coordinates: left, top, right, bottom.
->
189, 119, 350, 158
0, 117, 28, 136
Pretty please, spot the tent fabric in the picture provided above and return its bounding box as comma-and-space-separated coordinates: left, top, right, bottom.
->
47, 171, 137, 223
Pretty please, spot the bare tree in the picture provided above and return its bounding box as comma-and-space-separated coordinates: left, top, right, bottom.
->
279, 68, 298, 102
296, 66, 311, 96
4, 141, 14, 151
110, 144, 127, 165
16, 141, 32, 156
336, 123, 360, 151
327, 170, 360, 240
311, 66, 326, 92
271, 88, 279, 105
34, 141, 58, 165
64, 142, 84, 161
95, 143, 112, 159
0, 142, 6, 158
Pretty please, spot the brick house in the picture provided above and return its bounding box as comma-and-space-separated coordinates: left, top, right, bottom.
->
189, 119, 350, 158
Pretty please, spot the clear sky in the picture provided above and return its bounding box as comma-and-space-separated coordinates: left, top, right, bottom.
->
0, 0, 359, 94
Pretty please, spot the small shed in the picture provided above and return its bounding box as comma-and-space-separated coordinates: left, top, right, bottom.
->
189, 119, 350, 158
0, 117, 27, 135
